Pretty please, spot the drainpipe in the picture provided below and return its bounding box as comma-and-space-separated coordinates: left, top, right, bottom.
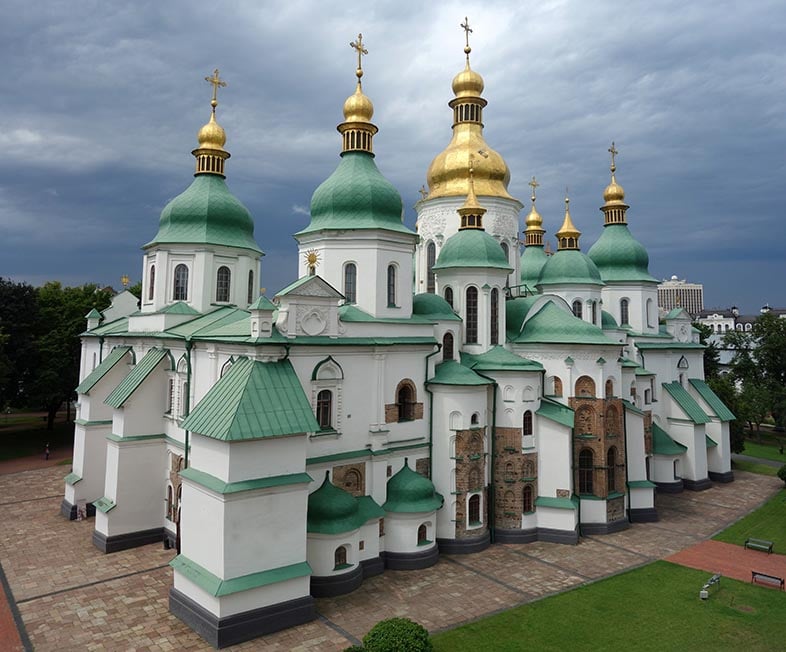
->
474, 370, 498, 544
424, 344, 442, 480
184, 337, 193, 469
98, 336, 105, 363
623, 406, 632, 523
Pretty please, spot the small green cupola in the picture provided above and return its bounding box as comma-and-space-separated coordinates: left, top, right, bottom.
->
307, 472, 364, 534
383, 459, 444, 513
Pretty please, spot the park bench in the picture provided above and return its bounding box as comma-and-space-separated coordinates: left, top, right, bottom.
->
751, 570, 785, 590
744, 537, 774, 553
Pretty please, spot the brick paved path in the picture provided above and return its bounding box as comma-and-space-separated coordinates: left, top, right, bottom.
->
0, 467, 781, 651
667, 539, 786, 586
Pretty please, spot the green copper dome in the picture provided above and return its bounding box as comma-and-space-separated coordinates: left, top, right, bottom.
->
587, 224, 657, 283
520, 246, 548, 288
383, 460, 444, 513
537, 249, 603, 287
307, 472, 365, 534
433, 229, 512, 272
145, 175, 261, 253
297, 151, 413, 235
412, 293, 460, 321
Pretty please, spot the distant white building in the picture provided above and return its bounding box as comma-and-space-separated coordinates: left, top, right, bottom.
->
658, 276, 704, 317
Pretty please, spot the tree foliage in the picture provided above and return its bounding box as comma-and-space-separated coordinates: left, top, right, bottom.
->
362, 618, 432, 652
0, 278, 40, 408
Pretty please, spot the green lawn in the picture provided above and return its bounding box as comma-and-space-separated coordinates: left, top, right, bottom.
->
732, 459, 779, 477
0, 421, 72, 460
713, 489, 786, 549
431, 561, 786, 651
740, 439, 786, 464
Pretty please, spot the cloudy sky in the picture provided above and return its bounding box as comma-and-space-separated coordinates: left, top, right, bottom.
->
2, 0, 785, 313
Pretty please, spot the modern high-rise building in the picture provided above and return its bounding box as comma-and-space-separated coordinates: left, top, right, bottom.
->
658, 275, 704, 316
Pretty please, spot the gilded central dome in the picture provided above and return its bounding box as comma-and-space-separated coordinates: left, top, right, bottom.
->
342, 83, 374, 123
197, 112, 227, 150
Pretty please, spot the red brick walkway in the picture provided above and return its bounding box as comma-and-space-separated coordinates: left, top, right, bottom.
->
667, 539, 786, 587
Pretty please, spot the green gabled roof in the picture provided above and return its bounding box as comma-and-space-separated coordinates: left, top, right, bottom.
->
76, 346, 133, 395
105, 348, 170, 408
145, 174, 262, 253
505, 296, 541, 340
634, 366, 656, 376
86, 317, 130, 336
427, 360, 493, 386
181, 357, 318, 440
249, 296, 276, 311
706, 434, 718, 447
159, 301, 200, 315
664, 307, 691, 320
383, 460, 444, 513
688, 379, 736, 421
511, 301, 617, 346
462, 346, 543, 372
307, 472, 366, 534
85, 308, 102, 320
432, 228, 512, 272
338, 303, 433, 324
357, 495, 385, 522
536, 396, 574, 428
275, 275, 343, 299
652, 423, 688, 455
298, 151, 413, 236
164, 306, 240, 337
536, 249, 604, 287
662, 382, 711, 424
186, 309, 253, 338
412, 293, 461, 321
586, 224, 658, 283
619, 357, 640, 368
622, 399, 645, 415
602, 310, 619, 329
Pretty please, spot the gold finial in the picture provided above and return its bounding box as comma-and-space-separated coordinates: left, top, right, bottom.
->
120, 274, 129, 288
350, 33, 368, 82
608, 141, 618, 174
556, 186, 580, 250
460, 17, 473, 58
418, 185, 428, 200
528, 176, 539, 203
205, 69, 227, 111
565, 186, 570, 210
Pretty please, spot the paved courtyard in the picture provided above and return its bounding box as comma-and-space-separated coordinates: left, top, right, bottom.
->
0, 466, 781, 651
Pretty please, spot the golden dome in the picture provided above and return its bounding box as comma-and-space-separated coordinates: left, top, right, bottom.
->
603, 173, 625, 203
452, 61, 484, 98
556, 195, 581, 250
524, 178, 543, 232
197, 112, 227, 150
343, 82, 374, 123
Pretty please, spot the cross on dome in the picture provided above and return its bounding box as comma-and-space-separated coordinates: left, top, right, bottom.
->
204, 69, 227, 110
608, 141, 619, 173
460, 16, 473, 57
350, 33, 368, 82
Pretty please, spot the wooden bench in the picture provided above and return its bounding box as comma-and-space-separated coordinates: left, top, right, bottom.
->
751, 570, 785, 590
744, 538, 774, 553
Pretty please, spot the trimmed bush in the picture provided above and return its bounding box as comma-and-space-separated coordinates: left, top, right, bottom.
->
777, 464, 786, 485
343, 646, 365, 652
363, 617, 432, 652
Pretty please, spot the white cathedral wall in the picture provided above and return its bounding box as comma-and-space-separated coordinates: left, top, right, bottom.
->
307, 531, 361, 576
534, 286, 604, 328
384, 511, 435, 554
624, 410, 649, 485
580, 499, 607, 524
601, 284, 659, 334
536, 419, 573, 501
650, 455, 679, 484
666, 421, 708, 481
67, 421, 112, 509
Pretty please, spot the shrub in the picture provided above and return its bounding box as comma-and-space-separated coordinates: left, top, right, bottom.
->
363, 617, 432, 652
343, 646, 365, 652
777, 464, 786, 485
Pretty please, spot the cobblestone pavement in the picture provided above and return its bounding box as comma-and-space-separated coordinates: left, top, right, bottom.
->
0, 467, 781, 651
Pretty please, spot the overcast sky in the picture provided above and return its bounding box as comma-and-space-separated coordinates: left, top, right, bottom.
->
2, 0, 784, 313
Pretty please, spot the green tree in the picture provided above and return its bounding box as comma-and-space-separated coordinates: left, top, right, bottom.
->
0, 278, 40, 408
693, 322, 721, 380
127, 280, 142, 299
707, 374, 745, 453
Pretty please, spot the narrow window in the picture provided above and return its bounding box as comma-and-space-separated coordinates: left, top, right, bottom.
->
591, 300, 597, 324
620, 299, 630, 325
444, 286, 454, 308
216, 266, 231, 302
166, 485, 173, 520
334, 546, 347, 569
605, 379, 613, 399
442, 332, 454, 361
572, 300, 583, 319
579, 449, 594, 494
471, 412, 479, 426
646, 298, 654, 327
553, 377, 563, 397
173, 264, 188, 301
466, 287, 478, 343
490, 288, 499, 345
397, 384, 414, 421
316, 389, 332, 430
523, 410, 533, 436
523, 485, 534, 513
607, 447, 616, 492
167, 378, 175, 414
148, 265, 155, 301
417, 524, 428, 545
247, 270, 254, 304
500, 241, 509, 262
426, 242, 436, 294
387, 265, 396, 307
344, 263, 357, 304
179, 382, 188, 417
468, 494, 481, 525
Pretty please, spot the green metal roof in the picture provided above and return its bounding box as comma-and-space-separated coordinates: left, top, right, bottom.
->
505, 296, 541, 340
586, 224, 658, 283
601, 310, 619, 329
536, 396, 574, 428
338, 303, 434, 324
652, 422, 688, 455
536, 249, 604, 287
621, 399, 645, 415
357, 495, 386, 522
164, 306, 243, 337
636, 342, 705, 350
159, 301, 200, 315
383, 460, 444, 513
520, 246, 548, 287
105, 348, 170, 408
619, 357, 639, 368
412, 293, 461, 321
511, 301, 617, 346
462, 346, 543, 372
427, 360, 493, 386
307, 472, 366, 534
662, 382, 711, 424
86, 317, 130, 336
249, 296, 276, 311
298, 151, 413, 236
85, 308, 102, 320
634, 366, 656, 376
664, 307, 691, 320
706, 434, 718, 447
145, 174, 262, 253
433, 228, 512, 272
181, 357, 319, 440
75, 346, 132, 395
535, 495, 578, 510
688, 379, 736, 421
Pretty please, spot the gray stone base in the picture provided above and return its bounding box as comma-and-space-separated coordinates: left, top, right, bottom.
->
60, 499, 95, 520
629, 507, 659, 523
709, 470, 734, 483
92, 527, 163, 553
385, 544, 440, 570
494, 527, 538, 544
437, 531, 490, 554
170, 587, 315, 649
310, 563, 363, 598
163, 529, 177, 550
682, 477, 713, 491
580, 519, 630, 535
360, 554, 385, 578
654, 480, 684, 494
537, 526, 579, 545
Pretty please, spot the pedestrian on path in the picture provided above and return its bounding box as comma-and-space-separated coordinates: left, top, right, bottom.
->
45, 443, 50, 461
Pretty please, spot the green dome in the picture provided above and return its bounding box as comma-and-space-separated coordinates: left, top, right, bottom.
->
520, 246, 548, 288
587, 224, 657, 283
412, 293, 460, 321
537, 249, 603, 287
383, 460, 444, 513
145, 174, 261, 253
298, 151, 412, 235
433, 229, 512, 272
307, 472, 363, 534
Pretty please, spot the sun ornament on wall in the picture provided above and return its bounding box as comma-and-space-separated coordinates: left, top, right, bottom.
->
304, 249, 320, 276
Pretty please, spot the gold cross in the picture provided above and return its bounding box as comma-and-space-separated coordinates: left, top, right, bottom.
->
528, 176, 539, 201
350, 33, 368, 77
608, 141, 618, 172
418, 185, 428, 200
205, 69, 227, 109
461, 17, 473, 52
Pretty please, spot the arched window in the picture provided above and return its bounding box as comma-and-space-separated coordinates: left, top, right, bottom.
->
173, 264, 189, 301
470, 412, 479, 426
605, 379, 614, 399
575, 376, 596, 398
417, 523, 428, 544
387, 265, 396, 307
591, 300, 597, 324
579, 449, 594, 494
607, 447, 617, 492
500, 241, 509, 262
247, 270, 254, 304
523, 484, 534, 513
334, 546, 347, 569
523, 410, 533, 436
397, 384, 414, 421
426, 242, 436, 294
316, 389, 332, 430
606, 404, 619, 435
522, 460, 534, 478
148, 265, 155, 301
166, 485, 173, 520
344, 263, 357, 304
646, 298, 654, 327
344, 468, 361, 494
444, 286, 454, 308
442, 332, 454, 361
468, 466, 482, 490
468, 494, 481, 525
466, 287, 478, 343
490, 288, 499, 345
572, 300, 583, 319
553, 377, 563, 397
620, 298, 630, 326
216, 266, 231, 302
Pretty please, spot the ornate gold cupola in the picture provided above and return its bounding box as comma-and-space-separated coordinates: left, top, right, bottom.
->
457, 159, 487, 230
425, 18, 514, 200
337, 33, 378, 154
556, 192, 581, 250
600, 142, 629, 225
192, 69, 231, 177
523, 176, 546, 246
